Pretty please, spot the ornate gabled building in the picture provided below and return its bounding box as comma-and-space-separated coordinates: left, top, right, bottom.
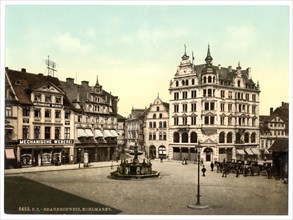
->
144, 95, 170, 159
60, 76, 119, 163
168, 45, 260, 162
259, 102, 289, 160
5, 67, 75, 167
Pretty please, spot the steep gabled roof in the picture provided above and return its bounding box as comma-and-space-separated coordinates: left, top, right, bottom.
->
5, 68, 73, 108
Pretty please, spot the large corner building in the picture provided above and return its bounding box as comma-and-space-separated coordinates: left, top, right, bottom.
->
168, 46, 261, 162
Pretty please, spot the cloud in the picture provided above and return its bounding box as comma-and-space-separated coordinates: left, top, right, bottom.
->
57, 32, 89, 53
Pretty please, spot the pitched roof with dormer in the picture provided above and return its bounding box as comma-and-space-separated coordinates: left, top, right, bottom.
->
5, 67, 73, 108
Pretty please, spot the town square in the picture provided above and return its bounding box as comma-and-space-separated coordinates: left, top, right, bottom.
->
1, 1, 292, 220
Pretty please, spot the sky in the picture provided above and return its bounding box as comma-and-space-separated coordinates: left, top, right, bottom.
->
2, 1, 291, 117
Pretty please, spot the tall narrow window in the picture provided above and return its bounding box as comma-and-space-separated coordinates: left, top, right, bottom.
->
34, 126, 40, 139
45, 109, 51, 118
23, 126, 30, 139
64, 127, 70, 139
55, 110, 61, 118
23, 107, 30, 116
45, 127, 51, 139
55, 127, 61, 139
5, 106, 12, 117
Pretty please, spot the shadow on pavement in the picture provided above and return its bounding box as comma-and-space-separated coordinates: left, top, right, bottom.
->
4, 176, 122, 215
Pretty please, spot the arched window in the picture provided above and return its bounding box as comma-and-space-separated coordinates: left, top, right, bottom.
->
251, 132, 256, 143
149, 132, 152, 140
159, 121, 162, 128
203, 76, 207, 84
185, 79, 189, 86
192, 79, 195, 85
163, 121, 167, 128
219, 131, 225, 143
208, 76, 212, 83
244, 132, 249, 143
236, 132, 241, 143
163, 132, 167, 140
190, 132, 197, 143
238, 80, 241, 87
173, 132, 179, 143
182, 132, 188, 143
153, 122, 156, 128
153, 114, 156, 119
227, 132, 233, 143
159, 113, 162, 118
149, 122, 152, 128
176, 81, 179, 87
182, 80, 185, 86
213, 76, 215, 83
153, 132, 156, 140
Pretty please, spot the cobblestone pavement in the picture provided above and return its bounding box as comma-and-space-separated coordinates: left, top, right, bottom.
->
3, 159, 290, 218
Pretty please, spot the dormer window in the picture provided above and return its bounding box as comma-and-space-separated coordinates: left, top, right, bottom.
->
56, 96, 61, 103
45, 95, 51, 102
34, 94, 41, 102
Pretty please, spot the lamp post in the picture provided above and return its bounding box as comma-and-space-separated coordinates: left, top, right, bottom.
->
78, 148, 81, 169
188, 141, 209, 210
196, 142, 201, 205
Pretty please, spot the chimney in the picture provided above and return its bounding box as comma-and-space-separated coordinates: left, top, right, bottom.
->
81, 80, 89, 87
270, 107, 273, 115
66, 77, 75, 86
218, 64, 221, 70
21, 68, 26, 73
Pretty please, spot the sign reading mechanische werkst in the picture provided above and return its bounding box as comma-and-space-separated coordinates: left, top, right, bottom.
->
19, 139, 74, 145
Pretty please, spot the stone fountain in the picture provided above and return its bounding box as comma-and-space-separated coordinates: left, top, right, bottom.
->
110, 144, 160, 179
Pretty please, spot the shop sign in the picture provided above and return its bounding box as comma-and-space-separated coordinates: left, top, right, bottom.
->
33, 102, 63, 108
19, 139, 74, 145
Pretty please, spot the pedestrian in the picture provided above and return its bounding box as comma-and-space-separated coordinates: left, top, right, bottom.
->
201, 165, 206, 176
222, 166, 227, 178
244, 166, 248, 177
267, 165, 272, 179
235, 166, 240, 178
160, 156, 163, 163
185, 158, 188, 165
210, 161, 214, 171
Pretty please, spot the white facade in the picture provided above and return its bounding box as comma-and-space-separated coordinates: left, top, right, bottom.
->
144, 95, 169, 159
168, 46, 260, 162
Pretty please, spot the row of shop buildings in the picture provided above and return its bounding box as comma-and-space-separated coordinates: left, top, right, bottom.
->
4, 67, 125, 168
4, 46, 289, 177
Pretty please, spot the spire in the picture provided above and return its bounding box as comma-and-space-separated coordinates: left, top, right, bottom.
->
237, 61, 242, 70
96, 75, 99, 85
181, 44, 189, 60
205, 44, 213, 66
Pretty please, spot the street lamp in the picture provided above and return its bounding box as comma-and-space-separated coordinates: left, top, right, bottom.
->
78, 148, 81, 169
188, 141, 209, 210
196, 142, 201, 206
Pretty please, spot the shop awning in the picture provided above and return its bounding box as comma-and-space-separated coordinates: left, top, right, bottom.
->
251, 148, 260, 155
236, 149, 245, 155
103, 130, 113, 138
5, 149, 15, 159
269, 138, 288, 152
110, 130, 119, 137
245, 148, 254, 155
94, 129, 104, 138
77, 129, 87, 138
84, 129, 94, 137
5, 124, 14, 130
